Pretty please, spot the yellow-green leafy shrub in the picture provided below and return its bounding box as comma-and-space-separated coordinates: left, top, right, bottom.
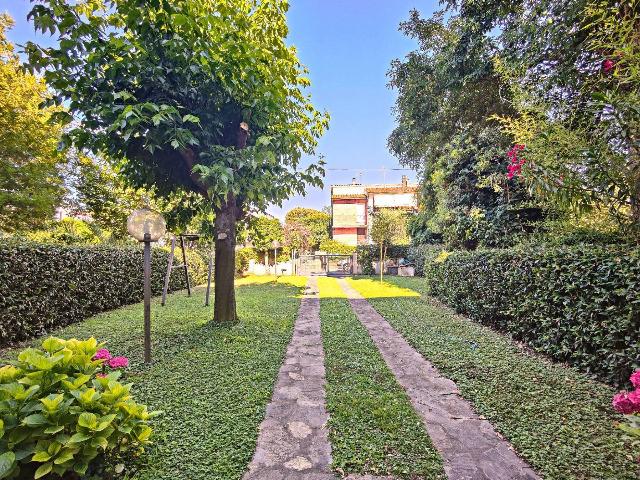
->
0, 337, 157, 479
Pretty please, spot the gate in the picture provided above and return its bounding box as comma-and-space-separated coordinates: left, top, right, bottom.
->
297, 254, 353, 276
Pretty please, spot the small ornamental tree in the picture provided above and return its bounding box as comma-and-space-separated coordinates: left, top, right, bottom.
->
284, 207, 330, 249
25, 0, 328, 321
370, 209, 407, 282
283, 221, 312, 254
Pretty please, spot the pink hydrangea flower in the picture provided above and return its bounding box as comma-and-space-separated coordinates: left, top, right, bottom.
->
630, 370, 640, 389
108, 356, 129, 369
612, 391, 640, 415
93, 349, 111, 361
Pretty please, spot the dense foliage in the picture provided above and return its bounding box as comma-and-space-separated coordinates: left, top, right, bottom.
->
351, 277, 639, 479
235, 247, 258, 275
0, 15, 64, 233
246, 216, 284, 263
422, 245, 640, 386
406, 244, 443, 276
483, 0, 640, 233
390, 0, 640, 247
26, 218, 105, 246
388, 8, 543, 249
63, 155, 151, 241
0, 337, 156, 479
25, 0, 328, 321
0, 242, 206, 345
284, 207, 330, 251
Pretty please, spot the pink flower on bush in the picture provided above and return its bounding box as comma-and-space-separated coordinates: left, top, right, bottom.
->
602, 59, 615, 74
108, 356, 129, 369
612, 370, 640, 415
93, 348, 111, 361
612, 391, 640, 415
506, 144, 526, 179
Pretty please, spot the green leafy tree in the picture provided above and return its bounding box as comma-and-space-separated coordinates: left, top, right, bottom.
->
492, 0, 640, 235
25, 0, 328, 321
64, 155, 149, 240
388, 8, 542, 250
284, 207, 330, 249
431, 0, 640, 237
247, 216, 283, 264
370, 209, 408, 281
0, 14, 64, 233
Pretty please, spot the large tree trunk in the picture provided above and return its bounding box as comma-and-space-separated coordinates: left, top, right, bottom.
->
212, 121, 250, 322
214, 196, 238, 322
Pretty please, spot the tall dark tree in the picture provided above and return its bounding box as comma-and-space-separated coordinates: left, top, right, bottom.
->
438, 0, 640, 236
388, 9, 539, 248
26, 0, 328, 321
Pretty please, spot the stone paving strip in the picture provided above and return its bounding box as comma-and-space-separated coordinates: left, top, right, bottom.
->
243, 276, 335, 480
337, 278, 540, 480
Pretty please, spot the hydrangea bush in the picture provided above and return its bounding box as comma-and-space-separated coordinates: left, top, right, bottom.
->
0, 337, 157, 479
612, 370, 640, 460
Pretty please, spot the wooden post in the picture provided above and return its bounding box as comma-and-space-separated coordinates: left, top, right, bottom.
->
180, 235, 191, 296
143, 233, 152, 364
161, 236, 175, 306
205, 248, 213, 306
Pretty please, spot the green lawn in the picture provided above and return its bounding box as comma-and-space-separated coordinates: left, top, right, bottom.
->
349, 276, 638, 480
1, 277, 306, 480
317, 277, 445, 479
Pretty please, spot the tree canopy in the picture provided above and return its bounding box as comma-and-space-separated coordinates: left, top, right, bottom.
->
26, 0, 329, 320
26, 0, 328, 211
284, 207, 330, 250
370, 209, 408, 280
389, 0, 640, 247
388, 8, 539, 249
0, 14, 64, 233
247, 216, 283, 254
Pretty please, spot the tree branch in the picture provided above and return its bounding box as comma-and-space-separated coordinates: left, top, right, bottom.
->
179, 148, 209, 198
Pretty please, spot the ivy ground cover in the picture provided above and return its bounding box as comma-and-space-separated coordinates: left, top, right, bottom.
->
348, 277, 638, 480
316, 277, 444, 478
1, 276, 306, 480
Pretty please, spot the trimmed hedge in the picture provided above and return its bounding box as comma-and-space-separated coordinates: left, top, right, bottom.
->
0, 241, 207, 345
356, 245, 409, 275
423, 245, 640, 386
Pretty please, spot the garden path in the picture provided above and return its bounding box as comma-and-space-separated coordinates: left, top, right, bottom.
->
337, 278, 540, 480
243, 276, 335, 480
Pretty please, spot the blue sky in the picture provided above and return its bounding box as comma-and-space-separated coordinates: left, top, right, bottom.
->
1, 0, 438, 219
